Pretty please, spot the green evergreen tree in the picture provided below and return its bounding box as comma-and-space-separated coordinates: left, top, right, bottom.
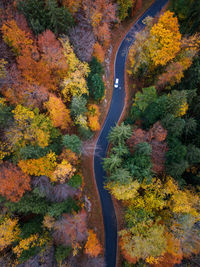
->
103, 154, 122, 172
108, 168, 132, 184
89, 57, 104, 76
46, 0, 74, 34
161, 115, 185, 137
70, 96, 87, 118
5, 189, 50, 215
62, 134, 82, 154
17, 0, 49, 35
17, 0, 74, 35
108, 123, 132, 146
186, 145, 200, 165
55, 245, 72, 263
87, 73, 105, 101
0, 102, 13, 128
111, 143, 129, 157
47, 198, 79, 218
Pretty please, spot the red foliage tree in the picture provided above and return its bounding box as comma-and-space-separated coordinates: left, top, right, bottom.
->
37, 30, 67, 71
15, 13, 33, 36
0, 163, 31, 202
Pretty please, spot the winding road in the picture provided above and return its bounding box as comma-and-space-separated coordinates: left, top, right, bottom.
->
93, 0, 168, 266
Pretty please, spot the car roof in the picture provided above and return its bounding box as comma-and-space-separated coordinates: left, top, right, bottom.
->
115, 78, 119, 82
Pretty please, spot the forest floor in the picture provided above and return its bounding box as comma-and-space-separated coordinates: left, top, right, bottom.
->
82, 0, 155, 262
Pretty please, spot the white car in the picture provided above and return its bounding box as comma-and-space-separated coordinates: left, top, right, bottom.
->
114, 78, 119, 88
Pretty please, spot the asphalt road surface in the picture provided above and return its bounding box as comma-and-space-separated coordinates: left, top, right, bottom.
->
93, 1, 169, 266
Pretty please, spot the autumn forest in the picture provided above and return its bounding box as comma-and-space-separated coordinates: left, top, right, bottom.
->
0, 0, 199, 266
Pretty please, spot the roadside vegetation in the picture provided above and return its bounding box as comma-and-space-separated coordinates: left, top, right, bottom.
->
0, 0, 136, 264
103, 2, 200, 266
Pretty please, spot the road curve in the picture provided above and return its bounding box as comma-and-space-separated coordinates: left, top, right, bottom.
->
93, 1, 168, 266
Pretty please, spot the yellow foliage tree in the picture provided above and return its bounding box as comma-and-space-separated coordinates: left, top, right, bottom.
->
148, 11, 181, 66
115, 176, 200, 264
60, 37, 90, 101
6, 105, 56, 149
128, 12, 182, 75
0, 141, 11, 162
0, 216, 20, 251
105, 180, 140, 200
13, 104, 35, 123
88, 116, 100, 131
177, 102, 188, 117
75, 114, 88, 129
18, 152, 57, 178
170, 189, 199, 216
87, 104, 100, 117
0, 59, 7, 79
119, 223, 167, 263
130, 178, 166, 213
13, 232, 50, 258
52, 159, 76, 183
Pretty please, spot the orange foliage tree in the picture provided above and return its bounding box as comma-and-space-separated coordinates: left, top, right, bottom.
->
58, 148, 78, 165
95, 23, 111, 48
44, 94, 72, 130
18, 152, 57, 180
62, 0, 82, 14
153, 233, 182, 267
2, 22, 61, 92
84, 229, 102, 257
87, 104, 100, 131
17, 48, 57, 91
1, 20, 34, 55
93, 42, 105, 63
0, 163, 31, 202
